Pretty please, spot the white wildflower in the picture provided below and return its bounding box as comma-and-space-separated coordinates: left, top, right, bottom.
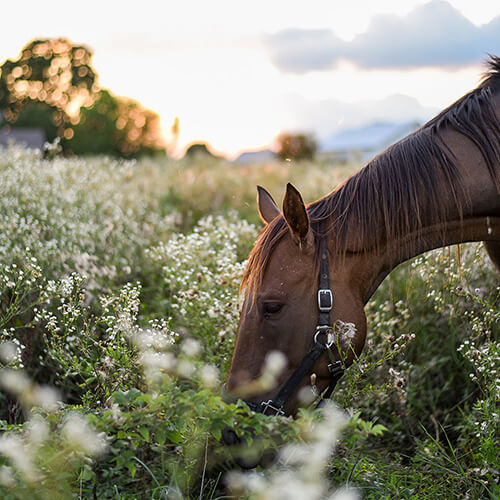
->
0, 465, 15, 487
335, 320, 357, 348
263, 350, 287, 378
0, 369, 31, 395
33, 385, 61, 411
181, 338, 201, 357
327, 487, 360, 500
0, 341, 20, 364
62, 412, 108, 456
176, 359, 195, 378
26, 415, 49, 448
200, 364, 219, 388
0, 435, 40, 482
139, 352, 176, 372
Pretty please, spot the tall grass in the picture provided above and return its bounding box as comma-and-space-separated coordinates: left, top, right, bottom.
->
0, 145, 497, 499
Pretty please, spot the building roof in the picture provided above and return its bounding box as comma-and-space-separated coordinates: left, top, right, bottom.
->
321, 121, 420, 154
233, 149, 276, 165
0, 127, 46, 150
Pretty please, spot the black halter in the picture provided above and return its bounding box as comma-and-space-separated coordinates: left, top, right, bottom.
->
223, 232, 344, 416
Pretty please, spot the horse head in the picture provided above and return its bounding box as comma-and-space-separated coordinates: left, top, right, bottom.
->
225, 183, 368, 416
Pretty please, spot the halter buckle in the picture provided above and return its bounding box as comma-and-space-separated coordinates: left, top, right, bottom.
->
261, 400, 285, 416
318, 289, 333, 312
327, 360, 344, 378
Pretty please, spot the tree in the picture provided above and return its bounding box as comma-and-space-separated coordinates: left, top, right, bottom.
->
70, 89, 165, 157
8, 100, 67, 143
0, 38, 96, 142
1, 38, 166, 157
184, 142, 219, 159
275, 132, 317, 161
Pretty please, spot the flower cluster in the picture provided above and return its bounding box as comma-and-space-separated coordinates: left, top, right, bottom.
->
147, 211, 258, 366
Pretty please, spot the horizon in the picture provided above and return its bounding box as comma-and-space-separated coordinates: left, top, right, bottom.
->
2, 0, 500, 158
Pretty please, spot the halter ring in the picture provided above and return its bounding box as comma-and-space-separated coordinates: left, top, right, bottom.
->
314, 326, 335, 348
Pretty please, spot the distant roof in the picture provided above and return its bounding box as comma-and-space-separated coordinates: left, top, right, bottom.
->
321, 121, 420, 153
0, 127, 46, 150
233, 149, 275, 164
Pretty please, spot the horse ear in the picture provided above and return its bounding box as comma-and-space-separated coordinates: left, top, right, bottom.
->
283, 183, 311, 246
257, 185, 280, 224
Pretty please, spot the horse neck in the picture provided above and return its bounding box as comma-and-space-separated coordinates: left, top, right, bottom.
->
332, 126, 500, 303
361, 215, 500, 302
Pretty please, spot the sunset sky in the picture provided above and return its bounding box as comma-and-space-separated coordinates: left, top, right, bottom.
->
2, 0, 500, 157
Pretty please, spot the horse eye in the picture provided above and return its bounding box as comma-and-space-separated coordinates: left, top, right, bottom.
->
262, 302, 283, 317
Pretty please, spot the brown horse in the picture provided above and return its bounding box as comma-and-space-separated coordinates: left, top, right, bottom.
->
225, 56, 500, 417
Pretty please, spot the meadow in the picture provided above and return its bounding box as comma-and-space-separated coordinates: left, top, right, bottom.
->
0, 144, 498, 499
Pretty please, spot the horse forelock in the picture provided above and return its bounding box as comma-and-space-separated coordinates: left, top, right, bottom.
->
240, 214, 326, 301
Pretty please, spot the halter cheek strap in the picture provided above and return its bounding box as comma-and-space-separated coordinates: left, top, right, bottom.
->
222, 230, 344, 416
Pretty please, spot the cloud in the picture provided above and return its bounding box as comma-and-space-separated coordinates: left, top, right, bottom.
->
274, 93, 437, 142
266, 0, 500, 72
263, 28, 343, 73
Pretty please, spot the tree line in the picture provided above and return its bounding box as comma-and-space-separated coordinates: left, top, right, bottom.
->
1, 38, 318, 160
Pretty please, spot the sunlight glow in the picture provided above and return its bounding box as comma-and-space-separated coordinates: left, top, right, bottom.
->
1, 0, 499, 156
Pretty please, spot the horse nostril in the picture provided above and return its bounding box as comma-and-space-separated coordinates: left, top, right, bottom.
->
221, 427, 240, 446
221, 426, 270, 469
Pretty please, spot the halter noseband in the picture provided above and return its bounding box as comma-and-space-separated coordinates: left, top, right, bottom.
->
223, 231, 344, 416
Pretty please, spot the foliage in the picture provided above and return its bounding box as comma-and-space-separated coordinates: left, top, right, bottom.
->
184, 142, 220, 159
0, 38, 96, 118
275, 132, 318, 161
70, 89, 165, 158
0, 38, 95, 143
4, 101, 64, 143
0, 145, 498, 498
0, 39, 165, 157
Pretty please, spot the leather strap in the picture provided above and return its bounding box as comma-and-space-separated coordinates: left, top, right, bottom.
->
223, 222, 344, 416
260, 341, 327, 414
317, 234, 333, 327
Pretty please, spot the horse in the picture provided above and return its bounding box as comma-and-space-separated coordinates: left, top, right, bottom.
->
224, 55, 500, 417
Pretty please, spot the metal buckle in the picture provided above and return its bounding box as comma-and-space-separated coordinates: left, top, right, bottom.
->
318, 289, 333, 312
261, 400, 285, 416
327, 360, 344, 378
314, 327, 335, 348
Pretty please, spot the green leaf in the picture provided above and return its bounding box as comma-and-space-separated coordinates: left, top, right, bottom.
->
112, 391, 128, 405
156, 428, 166, 445
166, 430, 182, 444
127, 461, 137, 478
371, 424, 388, 436
139, 427, 150, 442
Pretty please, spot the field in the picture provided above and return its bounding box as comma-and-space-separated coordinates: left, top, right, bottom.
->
0, 145, 498, 499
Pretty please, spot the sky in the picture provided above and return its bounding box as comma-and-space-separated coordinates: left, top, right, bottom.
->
2, 0, 500, 158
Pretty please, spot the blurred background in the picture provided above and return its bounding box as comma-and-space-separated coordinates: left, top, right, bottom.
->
1, 0, 500, 160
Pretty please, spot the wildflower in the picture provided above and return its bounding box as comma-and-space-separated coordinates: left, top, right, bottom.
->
0, 465, 15, 487
139, 352, 176, 372
181, 338, 201, 357
0, 435, 40, 482
33, 385, 61, 411
176, 359, 195, 378
327, 488, 360, 500
61, 412, 108, 456
26, 415, 49, 448
263, 350, 287, 378
257, 350, 287, 391
0, 369, 31, 395
200, 364, 219, 388
335, 320, 357, 348
0, 341, 20, 364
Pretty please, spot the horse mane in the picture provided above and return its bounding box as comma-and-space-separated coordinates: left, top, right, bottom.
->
242, 55, 500, 295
